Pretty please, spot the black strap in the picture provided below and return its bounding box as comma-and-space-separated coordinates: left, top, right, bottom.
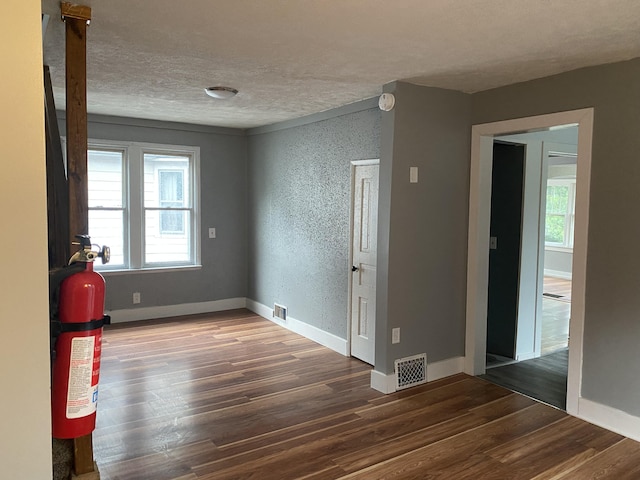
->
59, 315, 111, 333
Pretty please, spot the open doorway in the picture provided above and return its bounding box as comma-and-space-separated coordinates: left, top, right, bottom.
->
465, 109, 593, 416
481, 133, 576, 410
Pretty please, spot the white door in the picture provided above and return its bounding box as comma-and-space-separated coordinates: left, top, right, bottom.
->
350, 163, 379, 365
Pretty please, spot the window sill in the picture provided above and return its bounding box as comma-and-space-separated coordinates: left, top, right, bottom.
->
97, 265, 202, 276
544, 245, 573, 254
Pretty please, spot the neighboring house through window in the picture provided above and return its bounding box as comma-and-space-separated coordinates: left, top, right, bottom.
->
86, 140, 200, 270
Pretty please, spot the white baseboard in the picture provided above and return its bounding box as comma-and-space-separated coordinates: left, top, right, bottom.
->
370, 356, 465, 394
578, 397, 640, 443
106, 297, 247, 323
516, 351, 537, 362
427, 356, 465, 382
246, 299, 348, 356
544, 268, 572, 280
370, 370, 397, 394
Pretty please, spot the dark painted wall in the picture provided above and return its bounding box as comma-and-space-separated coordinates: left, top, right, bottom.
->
486, 142, 525, 359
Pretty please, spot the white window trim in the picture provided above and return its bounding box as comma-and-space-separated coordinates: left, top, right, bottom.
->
85, 138, 201, 272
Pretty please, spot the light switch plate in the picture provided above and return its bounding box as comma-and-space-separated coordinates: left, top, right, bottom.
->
392, 327, 400, 344
209, 227, 216, 239
410, 167, 418, 183
490, 236, 497, 249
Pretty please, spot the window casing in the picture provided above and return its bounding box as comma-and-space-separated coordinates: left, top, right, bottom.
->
87, 140, 200, 271
544, 178, 575, 249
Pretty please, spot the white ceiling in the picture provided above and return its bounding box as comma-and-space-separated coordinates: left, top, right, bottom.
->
41, 0, 640, 129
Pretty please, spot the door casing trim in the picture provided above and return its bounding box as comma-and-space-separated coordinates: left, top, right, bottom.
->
465, 108, 594, 416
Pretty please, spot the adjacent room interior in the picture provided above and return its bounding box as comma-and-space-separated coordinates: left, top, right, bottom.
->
480, 127, 577, 410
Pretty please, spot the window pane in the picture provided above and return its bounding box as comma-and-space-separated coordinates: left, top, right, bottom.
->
89, 209, 125, 267
144, 154, 190, 208
145, 210, 191, 264
160, 210, 185, 234
545, 214, 565, 243
546, 185, 569, 214
88, 150, 123, 208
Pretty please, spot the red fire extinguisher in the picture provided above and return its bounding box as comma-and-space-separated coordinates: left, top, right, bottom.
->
50, 235, 110, 439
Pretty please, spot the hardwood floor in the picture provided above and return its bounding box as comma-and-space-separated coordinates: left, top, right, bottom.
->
543, 276, 572, 303
95, 309, 640, 479
541, 297, 571, 356
542, 276, 571, 355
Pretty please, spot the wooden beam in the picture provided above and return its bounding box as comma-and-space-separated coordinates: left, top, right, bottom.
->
64, 3, 90, 253
62, 3, 95, 476
61, 2, 91, 23
73, 434, 95, 476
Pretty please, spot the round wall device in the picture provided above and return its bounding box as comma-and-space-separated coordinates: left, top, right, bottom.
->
378, 93, 395, 111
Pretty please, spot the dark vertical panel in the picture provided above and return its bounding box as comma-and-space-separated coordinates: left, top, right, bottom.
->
486, 142, 525, 359
44, 66, 69, 268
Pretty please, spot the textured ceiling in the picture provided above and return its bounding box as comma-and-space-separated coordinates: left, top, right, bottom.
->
41, 0, 640, 129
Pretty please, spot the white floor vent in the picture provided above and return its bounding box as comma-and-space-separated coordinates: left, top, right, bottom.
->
273, 303, 287, 321
395, 353, 427, 390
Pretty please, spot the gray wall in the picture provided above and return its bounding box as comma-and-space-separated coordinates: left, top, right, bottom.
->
376, 82, 471, 373
59, 114, 248, 311
472, 58, 640, 416
545, 249, 573, 277
247, 102, 380, 338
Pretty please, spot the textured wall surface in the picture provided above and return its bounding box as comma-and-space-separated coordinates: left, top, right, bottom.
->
247, 106, 380, 338
376, 83, 472, 373
59, 115, 249, 311
473, 58, 640, 417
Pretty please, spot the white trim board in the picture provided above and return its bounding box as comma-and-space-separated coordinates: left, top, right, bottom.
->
370, 356, 464, 394
107, 297, 246, 323
578, 398, 640, 443
246, 299, 348, 356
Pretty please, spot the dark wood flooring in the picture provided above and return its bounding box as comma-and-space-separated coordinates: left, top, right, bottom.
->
95, 309, 640, 479
481, 348, 568, 410
484, 276, 571, 408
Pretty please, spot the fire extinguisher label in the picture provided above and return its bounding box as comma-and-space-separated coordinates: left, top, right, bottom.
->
66, 336, 98, 419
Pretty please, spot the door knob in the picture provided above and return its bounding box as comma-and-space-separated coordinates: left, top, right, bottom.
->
351, 265, 359, 272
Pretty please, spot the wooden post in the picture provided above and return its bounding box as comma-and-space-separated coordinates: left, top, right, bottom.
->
61, 3, 96, 477
62, 2, 91, 253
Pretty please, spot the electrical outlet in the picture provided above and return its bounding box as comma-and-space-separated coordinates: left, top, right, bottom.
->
392, 327, 400, 344
209, 227, 216, 239
133, 292, 141, 304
